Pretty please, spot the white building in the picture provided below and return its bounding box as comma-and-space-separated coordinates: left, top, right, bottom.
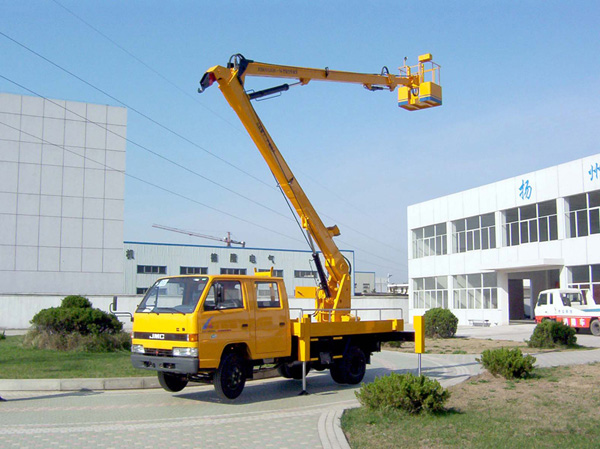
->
408, 154, 600, 326
0, 93, 126, 295
123, 241, 355, 299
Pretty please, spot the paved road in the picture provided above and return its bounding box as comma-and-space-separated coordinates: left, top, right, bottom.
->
2, 324, 600, 449
0, 351, 480, 449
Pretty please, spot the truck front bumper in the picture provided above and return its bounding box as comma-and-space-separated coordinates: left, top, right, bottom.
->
131, 354, 199, 375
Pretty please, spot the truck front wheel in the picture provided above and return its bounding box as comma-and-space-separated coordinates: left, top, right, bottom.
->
214, 352, 246, 399
157, 372, 188, 392
590, 319, 600, 336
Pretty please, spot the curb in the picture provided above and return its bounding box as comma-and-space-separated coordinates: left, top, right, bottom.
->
0, 368, 280, 392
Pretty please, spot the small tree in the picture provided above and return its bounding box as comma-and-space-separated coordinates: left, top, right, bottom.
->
356, 372, 450, 414
528, 320, 577, 348
478, 348, 536, 379
27, 295, 128, 352
424, 308, 458, 338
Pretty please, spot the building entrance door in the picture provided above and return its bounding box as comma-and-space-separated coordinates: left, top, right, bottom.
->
508, 279, 525, 320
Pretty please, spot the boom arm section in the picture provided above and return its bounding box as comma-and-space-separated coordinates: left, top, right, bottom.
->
199, 54, 441, 321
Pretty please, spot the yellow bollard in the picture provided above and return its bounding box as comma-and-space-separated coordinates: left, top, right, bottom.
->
414, 315, 425, 353
414, 315, 425, 375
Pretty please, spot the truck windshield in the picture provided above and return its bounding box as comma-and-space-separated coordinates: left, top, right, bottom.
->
137, 277, 209, 314
560, 293, 584, 307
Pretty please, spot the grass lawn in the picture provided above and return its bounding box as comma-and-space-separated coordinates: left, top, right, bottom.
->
0, 335, 142, 379
384, 337, 588, 355
342, 363, 600, 449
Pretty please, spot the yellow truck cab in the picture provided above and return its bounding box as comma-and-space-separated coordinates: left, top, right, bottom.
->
131, 273, 291, 398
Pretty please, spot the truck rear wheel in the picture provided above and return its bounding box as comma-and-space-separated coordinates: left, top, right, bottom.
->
214, 352, 246, 400
590, 319, 600, 336
330, 346, 367, 385
157, 372, 188, 392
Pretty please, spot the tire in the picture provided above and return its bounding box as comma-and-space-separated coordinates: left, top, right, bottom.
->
330, 346, 367, 385
590, 319, 600, 337
343, 346, 367, 385
330, 362, 347, 384
157, 372, 188, 392
277, 362, 311, 380
214, 352, 246, 400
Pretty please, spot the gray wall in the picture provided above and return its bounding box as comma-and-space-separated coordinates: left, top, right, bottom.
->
0, 93, 126, 295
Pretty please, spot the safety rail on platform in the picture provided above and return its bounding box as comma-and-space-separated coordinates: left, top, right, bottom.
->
289, 307, 404, 322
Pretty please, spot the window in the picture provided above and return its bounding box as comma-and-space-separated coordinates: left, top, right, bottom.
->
453, 273, 497, 309
220, 268, 247, 275
204, 281, 243, 311
413, 276, 448, 309
256, 282, 281, 308
249, 254, 257, 264
567, 190, 600, 238
452, 213, 496, 253
230, 253, 238, 263
136, 287, 148, 295
210, 253, 218, 263
568, 264, 600, 304
504, 200, 557, 246
412, 223, 447, 258
258, 268, 284, 277
137, 265, 166, 274
294, 270, 317, 278
537, 293, 547, 306
137, 277, 209, 314
180, 266, 208, 275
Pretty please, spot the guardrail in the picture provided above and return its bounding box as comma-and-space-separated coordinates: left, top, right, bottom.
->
289, 307, 404, 322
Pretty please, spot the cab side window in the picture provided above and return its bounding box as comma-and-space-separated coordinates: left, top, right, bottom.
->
256, 282, 281, 309
204, 281, 243, 311
537, 294, 547, 306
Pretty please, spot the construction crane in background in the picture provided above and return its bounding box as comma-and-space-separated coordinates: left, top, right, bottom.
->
152, 223, 246, 247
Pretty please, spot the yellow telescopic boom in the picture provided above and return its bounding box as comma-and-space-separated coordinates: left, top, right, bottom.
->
198, 54, 441, 321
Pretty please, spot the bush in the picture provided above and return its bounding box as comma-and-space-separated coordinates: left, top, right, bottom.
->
478, 348, 536, 379
424, 308, 458, 338
31, 298, 122, 336
61, 295, 92, 309
355, 372, 450, 414
27, 295, 127, 352
528, 320, 577, 348
23, 329, 131, 352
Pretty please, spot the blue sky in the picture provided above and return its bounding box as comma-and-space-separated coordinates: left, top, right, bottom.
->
2, 1, 599, 281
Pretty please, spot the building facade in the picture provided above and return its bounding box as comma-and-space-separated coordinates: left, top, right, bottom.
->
0, 93, 126, 295
123, 241, 355, 298
408, 154, 600, 325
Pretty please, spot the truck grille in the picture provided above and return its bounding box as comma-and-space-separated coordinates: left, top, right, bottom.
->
144, 348, 172, 357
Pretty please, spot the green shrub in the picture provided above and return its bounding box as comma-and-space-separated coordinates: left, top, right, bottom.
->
23, 329, 131, 352
27, 295, 126, 352
478, 348, 536, 379
424, 308, 458, 338
61, 295, 92, 309
0, 330, 5, 340
31, 306, 123, 336
355, 372, 450, 414
528, 320, 577, 348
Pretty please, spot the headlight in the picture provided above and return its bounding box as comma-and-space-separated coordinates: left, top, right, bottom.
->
172, 347, 198, 357
131, 344, 145, 354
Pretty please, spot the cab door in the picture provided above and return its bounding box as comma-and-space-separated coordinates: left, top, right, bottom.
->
198, 280, 250, 367
253, 281, 289, 357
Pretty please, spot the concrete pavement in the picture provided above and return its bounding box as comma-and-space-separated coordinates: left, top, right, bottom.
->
2, 324, 600, 449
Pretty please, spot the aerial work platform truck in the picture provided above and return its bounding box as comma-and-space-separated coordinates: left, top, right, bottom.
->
130, 54, 442, 399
